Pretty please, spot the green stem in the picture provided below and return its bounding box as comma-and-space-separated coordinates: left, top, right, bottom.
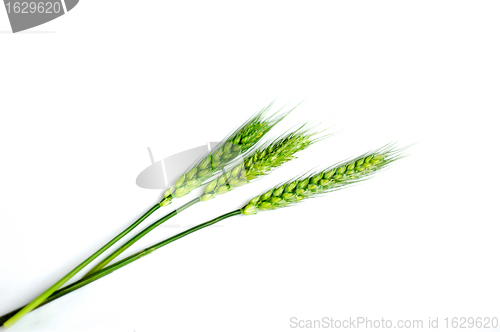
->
0, 209, 242, 325
2, 203, 162, 328
84, 197, 201, 277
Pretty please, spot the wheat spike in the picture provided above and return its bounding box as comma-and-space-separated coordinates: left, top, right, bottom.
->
160, 102, 290, 206
200, 126, 329, 201
241, 143, 406, 215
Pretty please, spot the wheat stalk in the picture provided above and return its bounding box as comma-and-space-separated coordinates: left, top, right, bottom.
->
0, 144, 406, 325
1, 102, 289, 328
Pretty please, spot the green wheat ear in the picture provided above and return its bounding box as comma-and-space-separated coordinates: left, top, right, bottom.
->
199, 124, 332, 201
241, 143, 408, 215
160, 102, 294, 206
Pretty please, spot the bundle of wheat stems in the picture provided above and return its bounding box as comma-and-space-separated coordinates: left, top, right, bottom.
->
2, 104, 407, 328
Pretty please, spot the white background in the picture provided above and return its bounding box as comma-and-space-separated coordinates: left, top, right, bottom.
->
1, 1, 499, 331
